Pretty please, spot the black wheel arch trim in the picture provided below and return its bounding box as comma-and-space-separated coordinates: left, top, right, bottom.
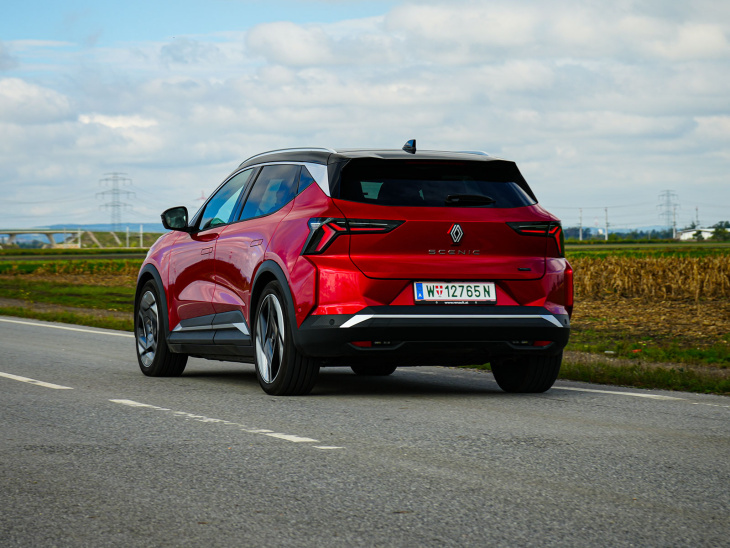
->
136, 264, 171, 341
251, 260, 301, 348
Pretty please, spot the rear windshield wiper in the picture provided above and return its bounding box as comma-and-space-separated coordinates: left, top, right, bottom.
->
445, 194, 496, 206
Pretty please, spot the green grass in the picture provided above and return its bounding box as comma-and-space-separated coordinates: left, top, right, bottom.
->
0, 306, 133, 332
0, 259, 142, 276
0, 247, 150, 256
566, 245, 730, 259
569, 328, 730, 364
567, 328, 730, 367
559, 358, 729, 395
0, 278, 135, 312
465, 359, 729, 395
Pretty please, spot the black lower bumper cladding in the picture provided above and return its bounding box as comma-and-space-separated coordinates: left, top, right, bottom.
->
294, 305, 570, 366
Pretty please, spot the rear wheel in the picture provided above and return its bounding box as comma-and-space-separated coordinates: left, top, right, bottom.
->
135, 280, 187, 377
254, 281, 319, 396
351, 364, 397, 376
491, 353, 562, 393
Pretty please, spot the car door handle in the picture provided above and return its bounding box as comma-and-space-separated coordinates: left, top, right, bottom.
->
201, 246, 213, 255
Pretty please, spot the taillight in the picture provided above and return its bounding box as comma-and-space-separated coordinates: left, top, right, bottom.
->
302, 218, 404, 255
507, 221, 565, 257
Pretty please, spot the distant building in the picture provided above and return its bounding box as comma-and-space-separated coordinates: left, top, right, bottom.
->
677, 227, 715, 241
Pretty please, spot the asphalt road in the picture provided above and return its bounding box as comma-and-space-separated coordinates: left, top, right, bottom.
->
1, 316, 728, 547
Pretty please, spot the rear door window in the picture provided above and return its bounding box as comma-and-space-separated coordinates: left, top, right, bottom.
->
239, 164, 301, 221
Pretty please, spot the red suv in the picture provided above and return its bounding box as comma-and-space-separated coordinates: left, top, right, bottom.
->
135, 141, 572, 395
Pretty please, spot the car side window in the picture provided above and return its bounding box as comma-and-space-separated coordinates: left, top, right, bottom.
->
239, 164, 301, 221
298, 166, 316, 193
198, 169, 253, 231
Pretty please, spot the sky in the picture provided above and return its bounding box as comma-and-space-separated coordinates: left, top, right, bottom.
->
1, 0, 728, 232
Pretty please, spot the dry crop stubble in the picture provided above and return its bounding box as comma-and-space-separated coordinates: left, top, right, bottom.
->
572, 256, 730, 301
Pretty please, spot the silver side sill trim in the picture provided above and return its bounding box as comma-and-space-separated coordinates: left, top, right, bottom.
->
340, 314, 564, 329
172, 322, 250, 336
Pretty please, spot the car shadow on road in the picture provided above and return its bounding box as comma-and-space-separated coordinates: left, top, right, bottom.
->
311, 368, 503, 397
181, 361, 506, 397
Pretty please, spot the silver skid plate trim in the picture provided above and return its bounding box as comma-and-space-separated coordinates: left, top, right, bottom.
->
340, 314, 564, 329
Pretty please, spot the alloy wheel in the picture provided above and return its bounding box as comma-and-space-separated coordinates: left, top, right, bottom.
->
256, 293, 286, 383
137, 290, 158, 367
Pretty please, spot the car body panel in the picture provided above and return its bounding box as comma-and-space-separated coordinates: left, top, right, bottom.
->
168, 228, 221, 327
333, 199, 550, 281
211, 200, 294, 325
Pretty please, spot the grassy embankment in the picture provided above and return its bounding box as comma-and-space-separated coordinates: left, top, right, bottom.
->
0, 242, 728, 394
0, 259, 137, 331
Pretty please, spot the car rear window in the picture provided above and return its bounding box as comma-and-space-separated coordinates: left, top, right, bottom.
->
336, 160, 537, 208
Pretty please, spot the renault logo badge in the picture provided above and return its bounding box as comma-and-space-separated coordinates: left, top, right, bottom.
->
448, 223, 463, 244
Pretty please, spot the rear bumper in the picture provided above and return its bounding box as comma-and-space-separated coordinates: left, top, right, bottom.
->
293, 305, 571, 366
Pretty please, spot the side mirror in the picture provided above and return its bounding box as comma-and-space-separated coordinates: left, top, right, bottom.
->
161, 206, 191, 232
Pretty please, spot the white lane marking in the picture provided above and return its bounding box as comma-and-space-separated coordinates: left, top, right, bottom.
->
110, 399, 343, 449
110, 399, 169, 410
690, 402, 730, 409
0, 371, 74, 390
0, 318, 133, 338
265, 433, 319, 443
554, 386, 686, 401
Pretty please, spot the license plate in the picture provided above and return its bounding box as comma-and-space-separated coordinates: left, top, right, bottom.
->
414, 282, 496, 303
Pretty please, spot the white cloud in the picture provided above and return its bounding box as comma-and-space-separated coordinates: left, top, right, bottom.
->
649, 23, 730, 60
386, 3, 540, 49
0, 78, 72, 124
246, 17, 400, 66
78, 114, 158, 128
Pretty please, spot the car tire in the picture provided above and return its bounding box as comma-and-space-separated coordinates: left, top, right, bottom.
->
135, 280, 188, 377
254, 281, 319, 396
491, 353, 562, 393
350, 364, 397, 376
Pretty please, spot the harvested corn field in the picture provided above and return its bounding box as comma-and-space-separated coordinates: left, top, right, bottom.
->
572, 255, 730, 301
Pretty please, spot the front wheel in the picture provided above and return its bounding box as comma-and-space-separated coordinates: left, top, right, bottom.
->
490, 353, 562, 393
254, 282, 319, 396
135, 280, 187, 377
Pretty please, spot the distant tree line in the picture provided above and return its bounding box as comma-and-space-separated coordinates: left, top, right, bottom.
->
709, 221, 730, 241
565, 221, 730, 242
564, 227, 674, 241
